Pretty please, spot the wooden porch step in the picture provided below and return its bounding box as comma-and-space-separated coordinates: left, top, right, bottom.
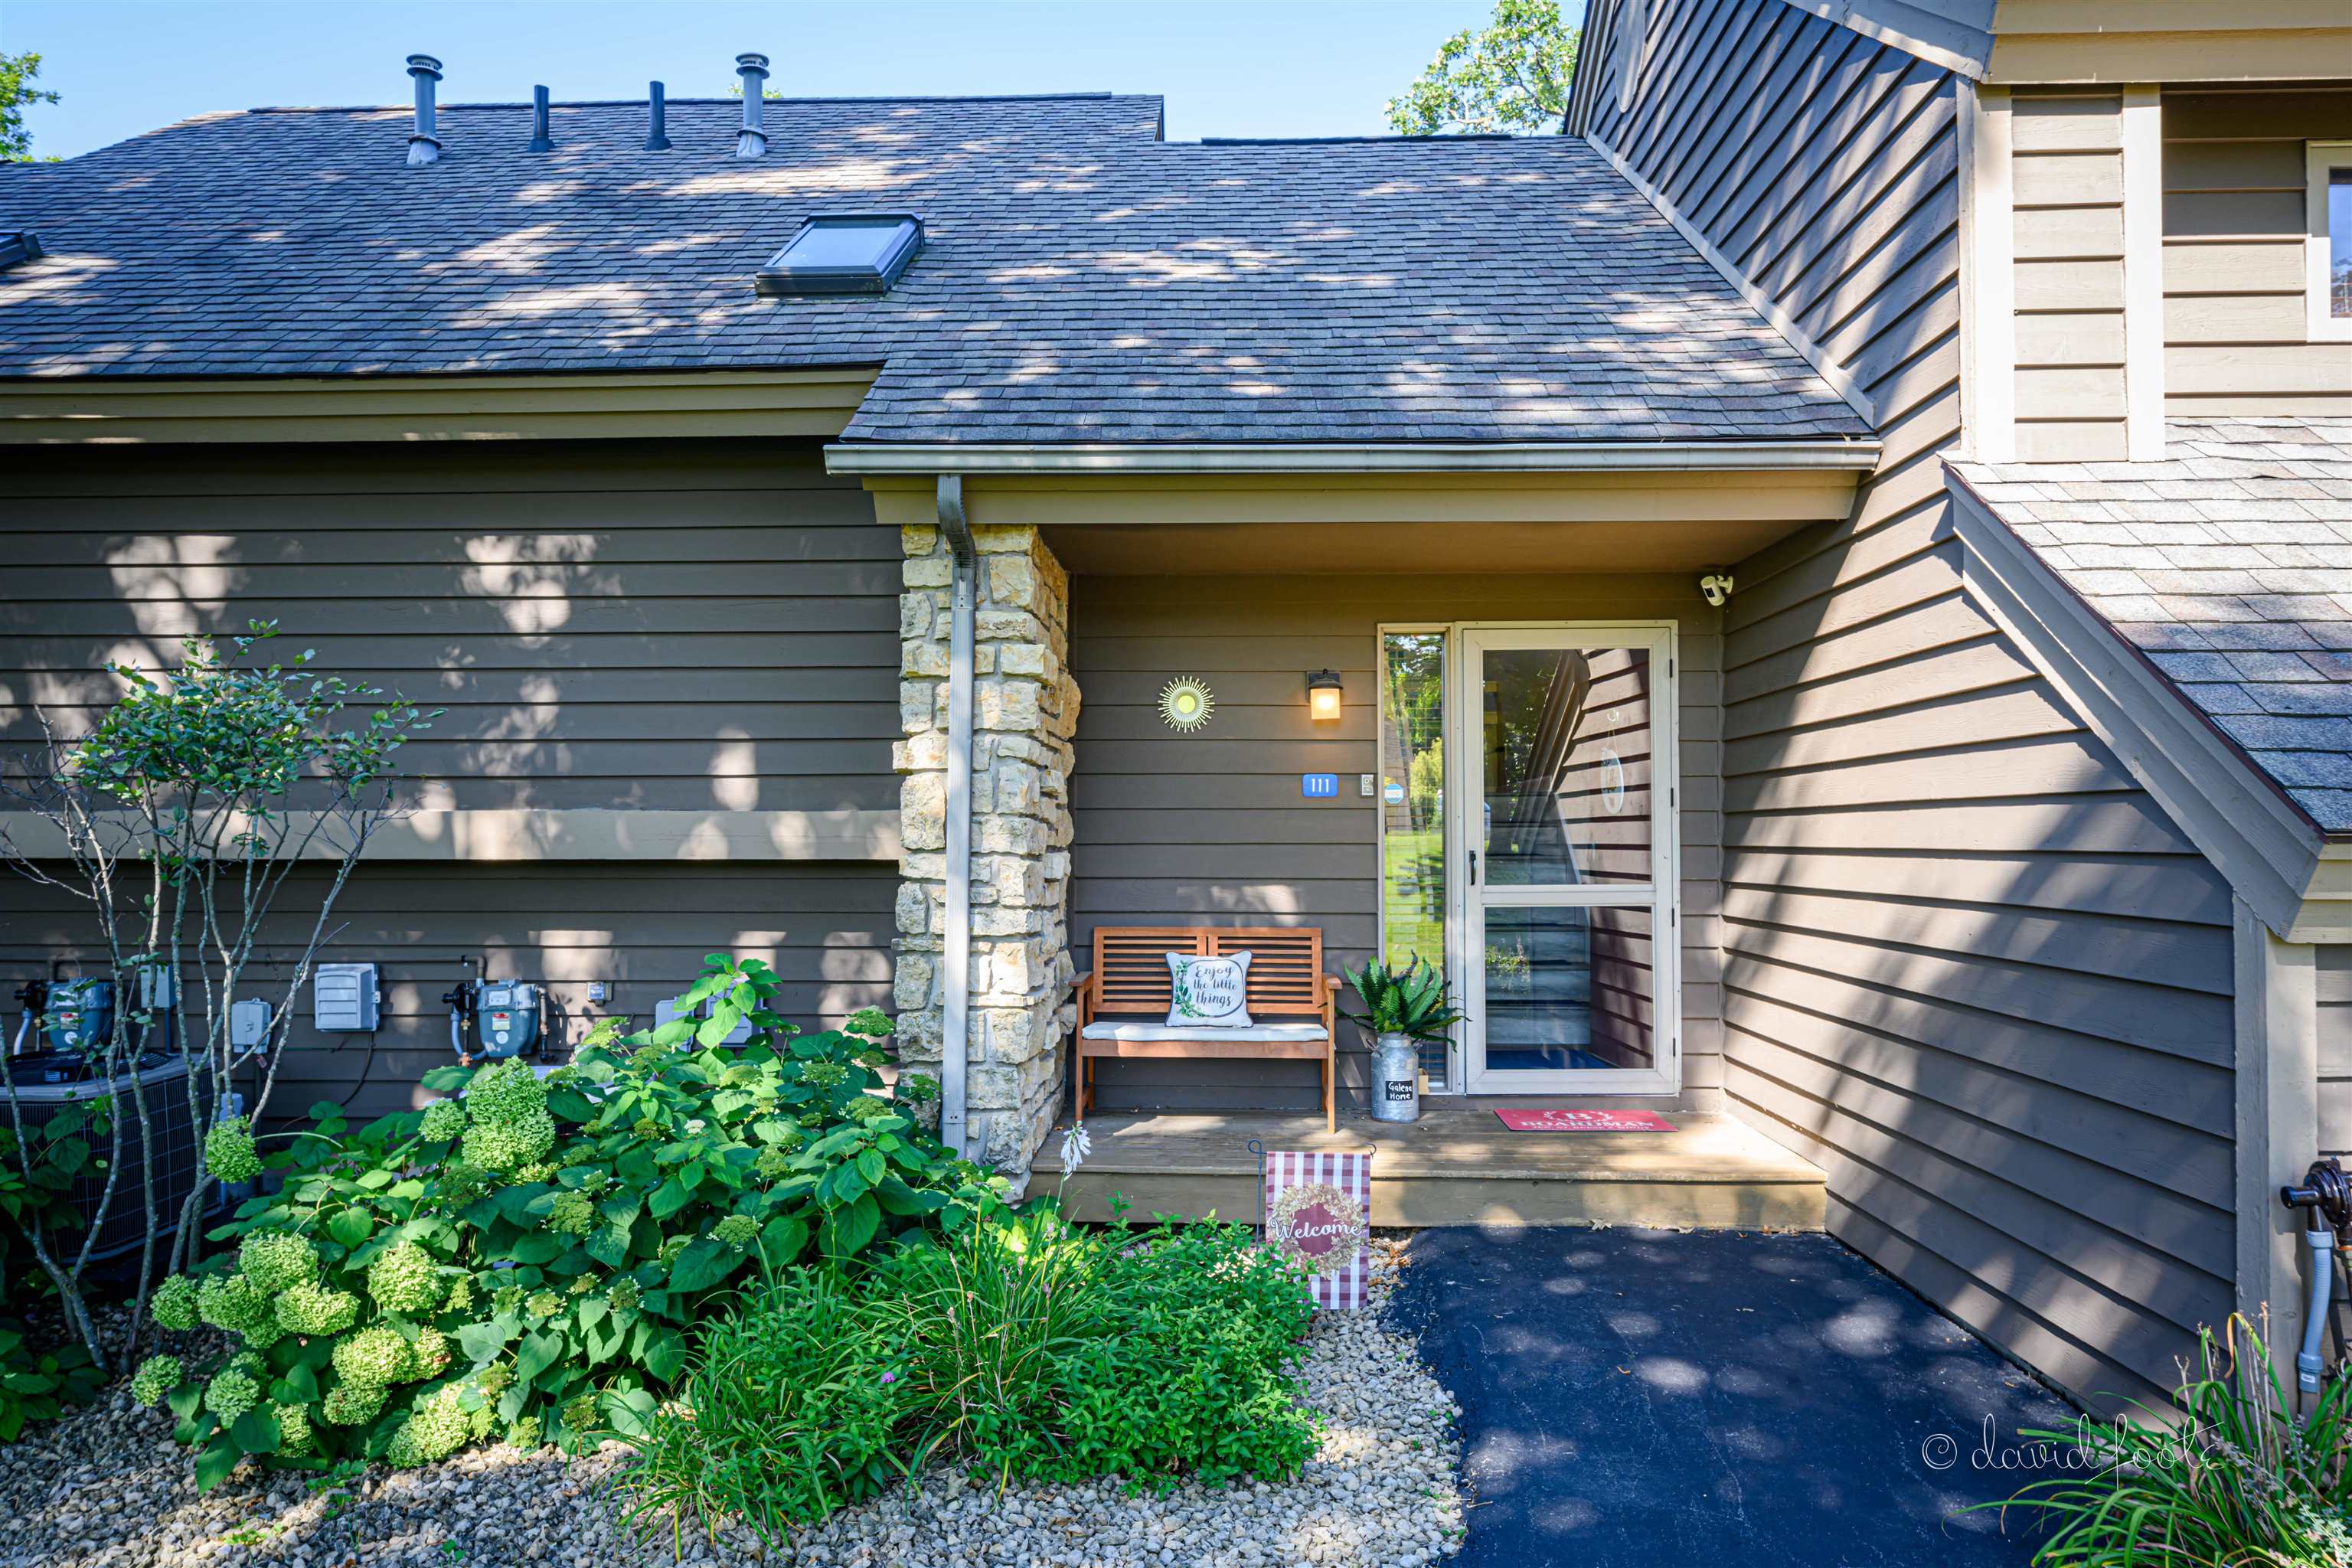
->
1043, 1106, 1826, 1230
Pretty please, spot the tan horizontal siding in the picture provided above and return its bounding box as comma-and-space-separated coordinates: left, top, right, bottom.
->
1066, 573, 1722, 1117
2012, 91, 2129, 464
2318, 946, 2352, 1159
0, 440, 900, 814
1588, 0, 2235, 1410
0, 862, 897, 1127
2163, 89, 2352, 418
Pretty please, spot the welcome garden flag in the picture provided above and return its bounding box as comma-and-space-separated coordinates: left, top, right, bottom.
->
1263, 1148, 1373, 1310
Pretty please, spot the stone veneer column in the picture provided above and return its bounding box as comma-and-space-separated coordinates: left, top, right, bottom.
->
893, 520, 1077, 1181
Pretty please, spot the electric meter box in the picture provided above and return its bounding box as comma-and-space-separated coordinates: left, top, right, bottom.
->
465, 981, 542, 1060
313, 963, 381, 1032
228, 998, 273, 1051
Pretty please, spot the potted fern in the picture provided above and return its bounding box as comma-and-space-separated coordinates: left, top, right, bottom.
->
1338, 957, 1462, 1124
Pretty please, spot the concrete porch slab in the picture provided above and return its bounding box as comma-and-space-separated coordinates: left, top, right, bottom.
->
1045, 1105, 1827, 1230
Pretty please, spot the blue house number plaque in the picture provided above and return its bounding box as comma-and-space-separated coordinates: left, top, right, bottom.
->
1301, 773, 1339, 799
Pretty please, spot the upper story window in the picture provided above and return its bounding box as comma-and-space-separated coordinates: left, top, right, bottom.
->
754, 214, 924, 299
2310, 142, 2352, 341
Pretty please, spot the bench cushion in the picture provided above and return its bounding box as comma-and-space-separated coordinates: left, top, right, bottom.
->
1080, 1019, 1328, 1044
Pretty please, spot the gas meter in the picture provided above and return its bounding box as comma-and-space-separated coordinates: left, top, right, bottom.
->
443, 959, 547, 1063
43, 977, 113, 1057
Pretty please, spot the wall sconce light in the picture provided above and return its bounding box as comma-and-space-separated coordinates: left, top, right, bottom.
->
1306, 669, 1344, 724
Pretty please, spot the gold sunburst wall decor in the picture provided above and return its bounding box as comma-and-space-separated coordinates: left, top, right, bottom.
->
1158, 677, 1215, 732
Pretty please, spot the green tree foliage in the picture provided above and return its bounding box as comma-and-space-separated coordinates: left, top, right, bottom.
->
1385, 0, 1580, 136
2, 51, 60, 162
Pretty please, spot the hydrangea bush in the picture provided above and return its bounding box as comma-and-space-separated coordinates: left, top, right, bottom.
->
135, 956, 998, 1489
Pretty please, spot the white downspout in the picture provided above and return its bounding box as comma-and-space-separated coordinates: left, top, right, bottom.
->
937, 475, 974, 1159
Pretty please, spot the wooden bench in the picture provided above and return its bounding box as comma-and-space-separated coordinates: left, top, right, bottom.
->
1073, 926, 1341, 1132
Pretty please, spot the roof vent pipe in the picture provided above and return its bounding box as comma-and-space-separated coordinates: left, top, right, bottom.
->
405, 54, 443, 166
527, 85, 553, 152
734, 52, 769, 158
645, 81, 671, 151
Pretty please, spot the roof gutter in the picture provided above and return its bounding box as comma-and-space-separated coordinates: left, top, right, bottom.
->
825, 439, 1881, 476
936, 475, 975, 1161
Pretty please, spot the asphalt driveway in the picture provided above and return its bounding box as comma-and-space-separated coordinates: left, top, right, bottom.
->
1391, 1227, 2082, 1567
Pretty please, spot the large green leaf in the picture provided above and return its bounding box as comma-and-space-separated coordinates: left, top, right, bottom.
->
643, 1327, 688, 1383
647, 1176, 693, 1220
419, 1065, 472, 1091
230, 1407, 281, 1455
854, 1148, 887, 1186
457, 1318, 517, 1365
193, 1432, 242, 1492
666, 1235, 746, 1295
546, 1088, 597, 1123
822, 1194, 881, 1258
584, 1220, 633, 1268
515, 1331, 563, 1386
325, 1208, 373, 1248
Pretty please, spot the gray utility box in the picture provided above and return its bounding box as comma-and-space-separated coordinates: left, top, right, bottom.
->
313, 962, 381, 1032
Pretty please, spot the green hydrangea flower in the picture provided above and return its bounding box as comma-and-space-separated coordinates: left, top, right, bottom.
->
800, 1061, 848, 1091
712, 1214, 758, 1250
440, 1161, 492, 1203
513, 1160, 559, 1184
605, 1277, 641, 1312
468, 1057, 547, 1122
420, 1100, 466, 1142
367, 1242, 443, 1315
525, 1290, 563, 1321
560, 1392, 600, 1436
444, 1276, 475, 1315
492, 1285, 524, 1316
204, 1116, 261, 1183
844, 1096, 887, 1124
631, 1117, 662, 1139
276, 1279, 361, 1338
240, 1317, 287, 1353
546, 1191, 595, 1235
462, 1112, 556, 1174
845, 1006, 893, 1037
386, 1385, 474, 1468
197, 1272, 273, 1334
321, 1380, 385, 1426
567, 1274, 593, 1295
237, 1231, 317, 1295
204, 1367, 261, 1423
507, 1416, 542, 1449
410, 1328, 451, 1380
149, 1275, 199, 1331
129, 1354, 182, 1406
332, 1325, 415, 1388
273, 1401, 316, 1457
475, 1363, 513, 1397
753, 1145, 792, 1179
227, 1351, 266, 1379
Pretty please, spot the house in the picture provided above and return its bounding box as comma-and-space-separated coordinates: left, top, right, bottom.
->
0, 1, 2346, 1416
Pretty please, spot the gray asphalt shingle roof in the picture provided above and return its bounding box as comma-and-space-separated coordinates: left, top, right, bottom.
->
1951, 417, 2352, 835
0, 94, 1867, 446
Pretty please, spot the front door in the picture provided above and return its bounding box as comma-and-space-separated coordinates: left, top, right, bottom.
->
1453, 626, 1677, 1095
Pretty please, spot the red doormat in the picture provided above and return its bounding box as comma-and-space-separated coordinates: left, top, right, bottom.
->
1494, 1108, 1676, 1132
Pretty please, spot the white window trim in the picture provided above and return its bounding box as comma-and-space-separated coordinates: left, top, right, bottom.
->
1375, 623, 1459, 1095
2307, 141, 2352, 344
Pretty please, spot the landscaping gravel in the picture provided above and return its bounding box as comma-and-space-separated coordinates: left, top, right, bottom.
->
0, 1241, 1463, 1568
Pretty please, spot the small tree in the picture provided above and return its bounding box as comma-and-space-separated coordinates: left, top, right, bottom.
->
2, 50, 60, 163
1385, 0, 1580, 136
0, 624, 433, 1373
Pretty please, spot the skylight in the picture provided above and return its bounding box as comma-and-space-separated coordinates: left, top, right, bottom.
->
754, 214, 924, 299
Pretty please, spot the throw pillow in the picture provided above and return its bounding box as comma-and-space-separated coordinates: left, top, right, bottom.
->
1167, 951, 1253, 1029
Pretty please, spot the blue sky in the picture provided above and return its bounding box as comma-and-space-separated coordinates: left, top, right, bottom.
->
4, 1, 1569, 162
